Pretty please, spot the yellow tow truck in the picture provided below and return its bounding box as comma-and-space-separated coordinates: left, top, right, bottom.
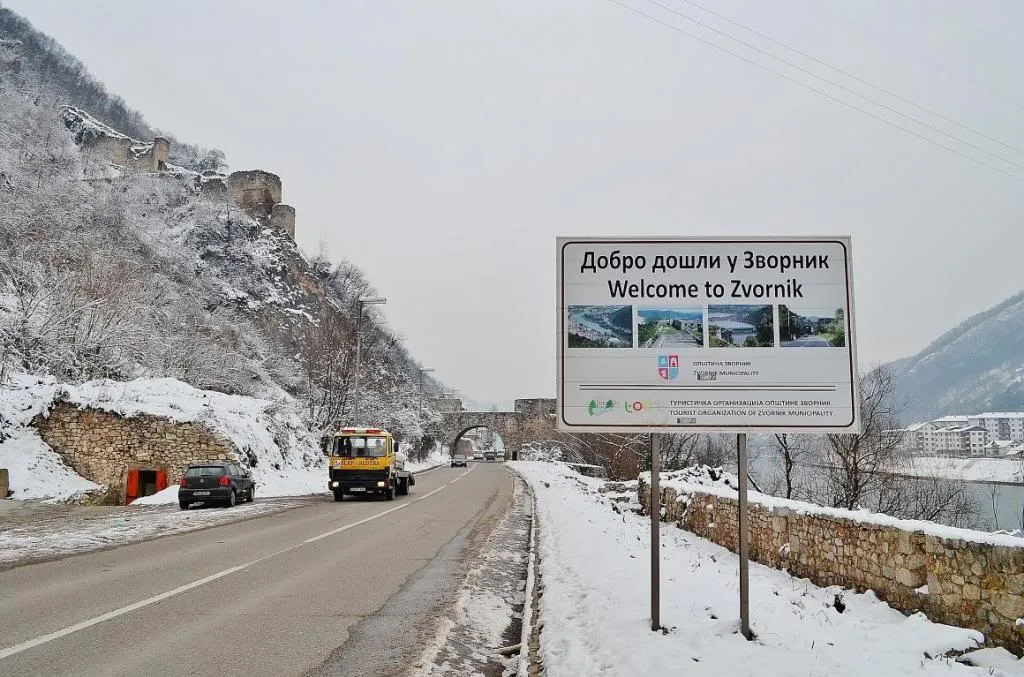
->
322, 426, 415, 501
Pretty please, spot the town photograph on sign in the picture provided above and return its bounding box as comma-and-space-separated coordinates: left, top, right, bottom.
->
637, 307, 704, 348
557, 237, 860, 434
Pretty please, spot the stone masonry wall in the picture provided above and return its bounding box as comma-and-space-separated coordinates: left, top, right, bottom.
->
35, 403, 239, 505
639, 478, 1024, 654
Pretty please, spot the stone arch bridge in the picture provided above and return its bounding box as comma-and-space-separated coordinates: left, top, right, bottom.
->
436, 398, 559, 461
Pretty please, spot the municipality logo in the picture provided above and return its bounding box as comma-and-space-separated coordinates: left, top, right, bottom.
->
657, 354, 679, 381
588, 399, 616, 416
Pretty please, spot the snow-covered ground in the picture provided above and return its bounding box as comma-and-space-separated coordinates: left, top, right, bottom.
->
510, 461, 1024, 677
902, 456, 1024, 484
0, 497, 316, 568
413, 470, 531, 677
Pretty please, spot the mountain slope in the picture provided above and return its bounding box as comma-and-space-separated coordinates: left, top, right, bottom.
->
888, 291, 1024, 422
0, 8, 443, 446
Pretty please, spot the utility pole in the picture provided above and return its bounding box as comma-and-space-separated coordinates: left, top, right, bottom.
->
419, 367, 435, 422
353, 296, 386, 423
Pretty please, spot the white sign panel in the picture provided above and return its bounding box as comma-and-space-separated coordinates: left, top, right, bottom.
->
557, 237, 860, 433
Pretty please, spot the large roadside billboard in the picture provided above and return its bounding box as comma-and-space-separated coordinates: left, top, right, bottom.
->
557, 237, 860, 433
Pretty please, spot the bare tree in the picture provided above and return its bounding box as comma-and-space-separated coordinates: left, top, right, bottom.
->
818, 364, 905, 510
770, 433, 813, 499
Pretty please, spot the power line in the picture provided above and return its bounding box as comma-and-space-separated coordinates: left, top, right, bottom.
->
635, 0, 1024, 173
664, 0, 1024, 157
604, 0, 1024, 184
806, 2, 1024, 112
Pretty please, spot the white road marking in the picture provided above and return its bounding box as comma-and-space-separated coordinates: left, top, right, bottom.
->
0, 463, 479, 662
415, 464, 476, 502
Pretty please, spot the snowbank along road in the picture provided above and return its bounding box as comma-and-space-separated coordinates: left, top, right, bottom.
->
0, 462, 514, 677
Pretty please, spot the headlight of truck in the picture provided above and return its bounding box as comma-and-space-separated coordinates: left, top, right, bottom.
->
377, 481, 386, 487
331, 481, 340, 488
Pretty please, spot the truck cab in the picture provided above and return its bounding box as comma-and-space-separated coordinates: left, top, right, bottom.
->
323, 427, 415, 501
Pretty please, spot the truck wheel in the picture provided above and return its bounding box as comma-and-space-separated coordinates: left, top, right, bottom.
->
398, 478, 409, 496
385, 483, 395, 501
333, 490, 344, 502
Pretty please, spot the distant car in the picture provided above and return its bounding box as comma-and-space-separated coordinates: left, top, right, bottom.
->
179, 461, 254, 510
483, 451, 496, 461
496, 452, 505, 461
472, 452, 484, 460
451, 453, 468, 467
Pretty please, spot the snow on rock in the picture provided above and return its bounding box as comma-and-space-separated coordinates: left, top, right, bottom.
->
510, 461, 1020, 677
0, 373, 93, 502
1, 372, 325, 502
0, 428, 100, 500
647, 464, 1024, 548
957, 648, 1024, 672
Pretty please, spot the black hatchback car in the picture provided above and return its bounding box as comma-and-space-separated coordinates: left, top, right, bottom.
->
178, 461, 255, 510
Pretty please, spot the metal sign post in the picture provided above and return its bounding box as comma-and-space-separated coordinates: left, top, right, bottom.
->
737, 432, 751, 640
650, 432, 661, 631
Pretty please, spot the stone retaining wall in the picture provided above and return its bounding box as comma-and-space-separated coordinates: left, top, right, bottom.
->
34, 403, 239, 505
639, 478, 1024, 654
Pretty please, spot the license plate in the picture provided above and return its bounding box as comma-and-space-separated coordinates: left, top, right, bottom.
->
350, 487, 366, 492
193, 491, 210, 496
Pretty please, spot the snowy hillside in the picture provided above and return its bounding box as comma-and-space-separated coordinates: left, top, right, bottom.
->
0, 8, 445, 464
889, 291, 1024, 422
0, 372, 325, 501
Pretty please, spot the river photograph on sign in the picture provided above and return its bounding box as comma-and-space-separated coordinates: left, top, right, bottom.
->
567, 305, 634, 348
707, 305, 774, 348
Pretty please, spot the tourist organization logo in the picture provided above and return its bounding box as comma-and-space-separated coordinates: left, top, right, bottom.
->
624, 399, 658, 413
587, 399, 616, 416
657, 354, 679, 381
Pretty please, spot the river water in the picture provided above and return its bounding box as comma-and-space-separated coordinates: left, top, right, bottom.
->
746, 452, 1024, 533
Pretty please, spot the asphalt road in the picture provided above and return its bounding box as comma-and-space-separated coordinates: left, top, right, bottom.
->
783, 336, 834, 347
0, 462, 513, 677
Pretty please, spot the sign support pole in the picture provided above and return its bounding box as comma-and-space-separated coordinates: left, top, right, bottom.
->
737, 432, 752, 640
650, 432, 660, 632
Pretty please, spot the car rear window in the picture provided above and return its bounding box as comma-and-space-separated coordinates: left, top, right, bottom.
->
186, 466, 225, 477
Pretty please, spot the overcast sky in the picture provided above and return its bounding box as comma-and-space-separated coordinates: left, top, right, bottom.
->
7, 0, 1023, 405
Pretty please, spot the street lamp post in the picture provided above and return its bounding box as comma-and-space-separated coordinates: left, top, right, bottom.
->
418, 368, 435, 419
353, 296, 386, 423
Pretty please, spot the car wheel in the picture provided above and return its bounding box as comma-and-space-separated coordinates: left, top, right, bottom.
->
226, 490, 236, 508
247, 486, 255, 503
179, 502, 189, 511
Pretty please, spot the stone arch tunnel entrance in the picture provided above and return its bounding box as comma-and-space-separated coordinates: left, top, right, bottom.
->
438, 398, 559, 462
450, 425, 507, 459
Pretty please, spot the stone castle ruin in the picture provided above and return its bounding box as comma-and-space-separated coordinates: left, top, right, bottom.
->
61, 106, 296, 239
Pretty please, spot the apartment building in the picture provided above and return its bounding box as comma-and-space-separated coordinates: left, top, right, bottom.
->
967, 413, 1024, 444
896, 413, 1022, 457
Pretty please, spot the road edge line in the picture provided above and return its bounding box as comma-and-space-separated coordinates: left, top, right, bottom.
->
506, 466, 543, 677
